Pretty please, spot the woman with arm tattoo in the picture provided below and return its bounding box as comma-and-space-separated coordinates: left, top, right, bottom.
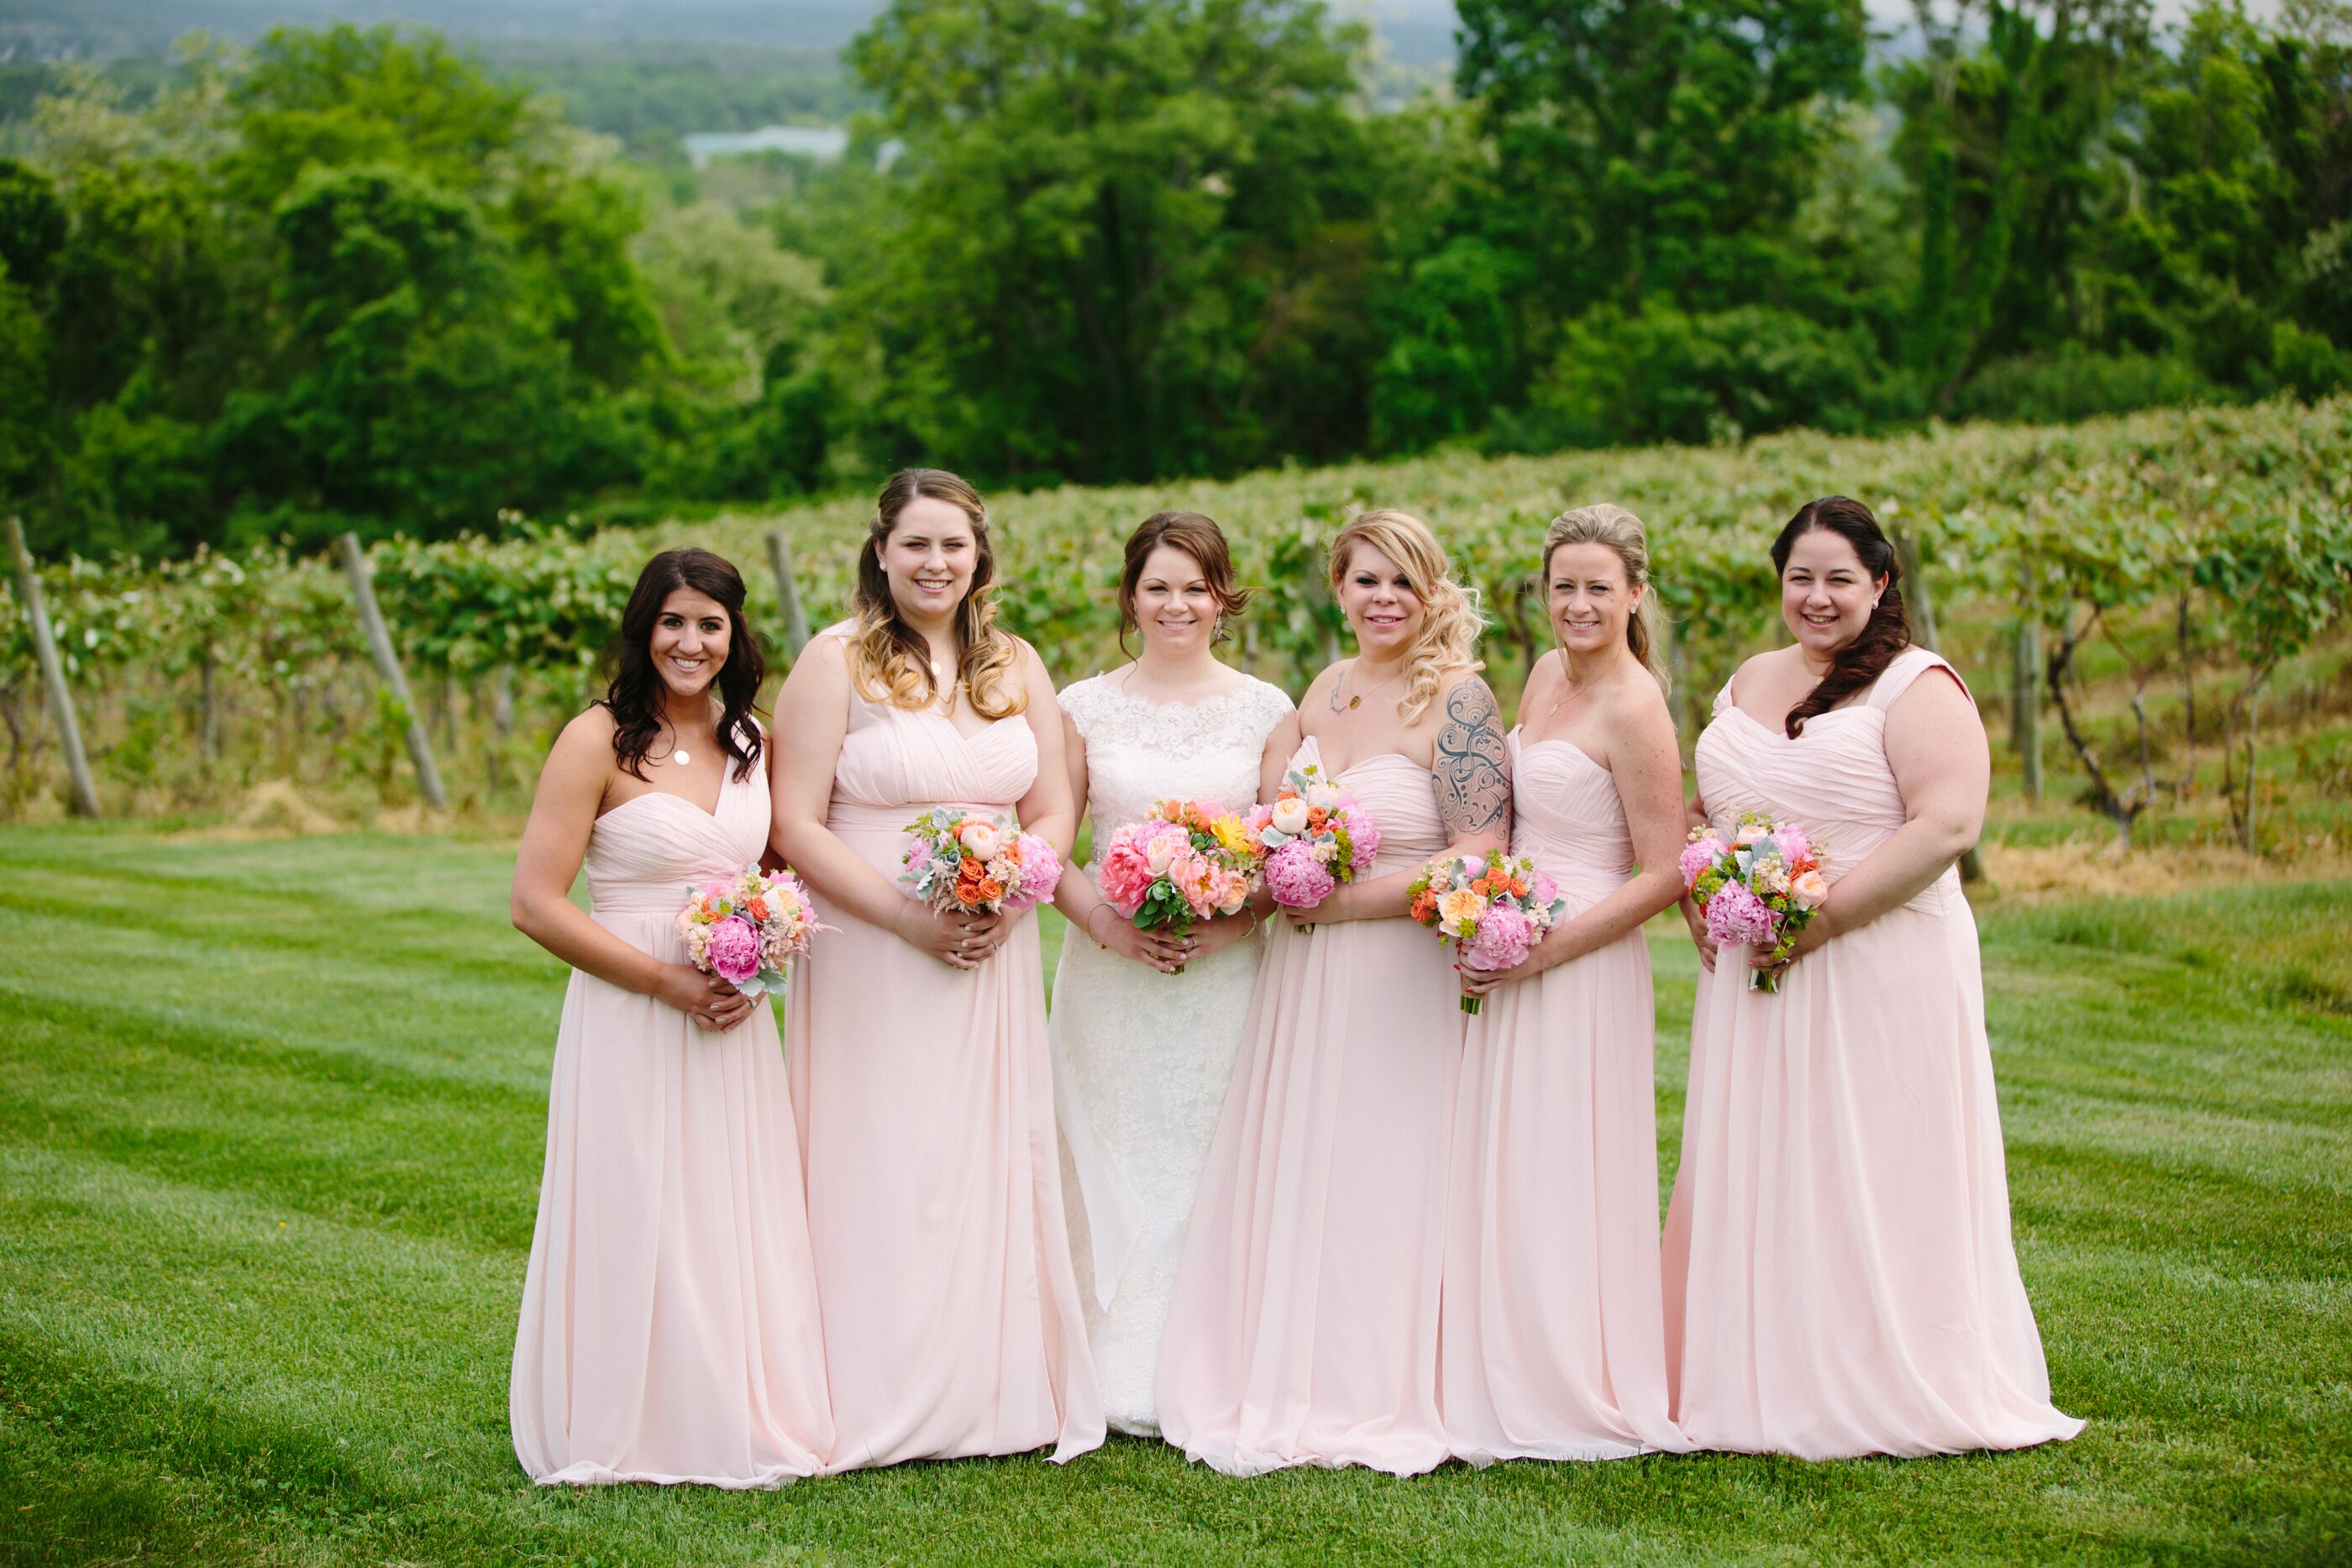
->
1157, 509, 1505, 1478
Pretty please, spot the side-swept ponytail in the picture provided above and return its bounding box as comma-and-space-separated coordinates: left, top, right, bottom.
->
1772, 496, 1910, 738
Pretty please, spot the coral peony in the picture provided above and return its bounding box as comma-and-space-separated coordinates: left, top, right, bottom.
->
705, 915, 763, 985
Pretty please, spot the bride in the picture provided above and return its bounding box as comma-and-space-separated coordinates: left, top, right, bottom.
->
1047, 510, 1294, 1435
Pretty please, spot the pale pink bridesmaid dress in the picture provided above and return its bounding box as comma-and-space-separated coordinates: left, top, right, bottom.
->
786, 663, 1104, 1468
1156, 734, 1461, 1476
1441, 730, 1685, 1463
511, 727, 832, 1487
1662, 647, 2083, 1458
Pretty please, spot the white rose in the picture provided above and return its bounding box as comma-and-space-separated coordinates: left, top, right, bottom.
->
958, 821, 1001, 859
1305, 783, 1337, 811
1790, 868, 1829, 908
1269, 796, 1310, 835
1145, 832, 1182, 876
1734, 822, 1767, 847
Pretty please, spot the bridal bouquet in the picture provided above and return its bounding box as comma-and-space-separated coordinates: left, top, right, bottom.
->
1096, 800, 1259, 959
900, 810, 1062, 915
1248, 762, 1379, 932
1408, 850, 1568, 1014
1681, 810, 1828, 994
677, 865, 827, 1000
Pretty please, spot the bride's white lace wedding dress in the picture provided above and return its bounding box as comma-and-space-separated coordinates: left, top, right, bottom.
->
1047, 671, 1294, 1435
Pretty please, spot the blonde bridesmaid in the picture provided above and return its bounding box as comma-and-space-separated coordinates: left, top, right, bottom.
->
509, 548, 830, 1487
1446, 506, 1689, 1462
1662, 496, 2083, 1458
1157, 509, 1509, 1477
772, 469, 1104, 1468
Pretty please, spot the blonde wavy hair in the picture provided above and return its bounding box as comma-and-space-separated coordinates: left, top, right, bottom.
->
1544, 503, 1671, 695
1328, 508, 1484, 724
848, 468, 1027, 719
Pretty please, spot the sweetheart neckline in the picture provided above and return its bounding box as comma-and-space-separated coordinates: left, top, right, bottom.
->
598, 763, 735, 824
1511, 730, 1611, 779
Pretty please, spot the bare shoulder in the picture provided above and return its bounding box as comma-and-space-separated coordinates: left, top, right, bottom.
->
1519, 648, 1563, 711
1299, 660, 1345, 707
1436, 669, 1501, 722
555, 704, 618, 757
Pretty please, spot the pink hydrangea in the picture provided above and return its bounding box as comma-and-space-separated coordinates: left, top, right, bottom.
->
1679, 836, 1726, 888
1462, 902, 1534, 973
1704, 879, 1780, 948
1264, 838, 1336, 909
706, 915, 763, 985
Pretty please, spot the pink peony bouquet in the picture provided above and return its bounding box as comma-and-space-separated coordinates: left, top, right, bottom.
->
1681, 810, 1828, 994
1407, 850, 1568, 1014
900, 808, 1062, 916
1248, 761, 1378, 932
1095, 800, 1261, 968
677, 865, 828, 1002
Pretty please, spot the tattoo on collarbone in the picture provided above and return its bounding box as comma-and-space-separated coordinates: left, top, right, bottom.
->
1435, 682, 1509, 835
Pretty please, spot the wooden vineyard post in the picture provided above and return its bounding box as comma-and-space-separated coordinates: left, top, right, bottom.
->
334, 532, 448, 811
2011, 600, 2042, 804
1891, 521, 1985, 885
4, 516, 100, 815
765, 530, 814, 663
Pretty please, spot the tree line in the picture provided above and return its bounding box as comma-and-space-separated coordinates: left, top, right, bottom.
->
1, 0, 2348, 558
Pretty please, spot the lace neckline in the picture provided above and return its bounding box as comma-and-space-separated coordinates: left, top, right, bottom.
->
1076, 673, 1282, 716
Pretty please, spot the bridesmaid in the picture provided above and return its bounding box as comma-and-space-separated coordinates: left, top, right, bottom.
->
508, 548, 830, 1487
771, 468, 1105, 1468
1662, 496, 2084, 1458
1048, 511, 1294, 1436
1446, 505, 1689, 1462
1157, 508, 1509, 1477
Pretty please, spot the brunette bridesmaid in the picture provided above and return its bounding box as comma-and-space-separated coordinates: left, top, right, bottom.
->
1157, 509, 1509, 1477
1662, 496, 2083, 1458
1446, 506, 1689, 1462
771, 469, 1104, 1468
508, 548, 831, 1487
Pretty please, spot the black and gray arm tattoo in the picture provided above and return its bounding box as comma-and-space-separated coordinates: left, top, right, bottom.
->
1433, 680, 1510, 838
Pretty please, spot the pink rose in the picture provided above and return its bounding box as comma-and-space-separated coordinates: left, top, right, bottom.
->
1772, 823, 1811, 865
706, 915, 762, 985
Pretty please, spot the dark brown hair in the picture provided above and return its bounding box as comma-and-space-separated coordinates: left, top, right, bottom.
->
601, 548, 766, 779
1771, 496, 1909, 738
1117, 510, 1249, 656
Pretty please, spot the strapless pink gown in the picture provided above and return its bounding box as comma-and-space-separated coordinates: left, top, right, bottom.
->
1156, 735, 1461, 1476
785, 680, 1104, 1468
511, 740, 832, 1487
1663, 647, 2083, 1457
1441, 731, 1685, 1462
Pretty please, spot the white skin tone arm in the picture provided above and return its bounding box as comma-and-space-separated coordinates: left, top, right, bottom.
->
1303, 673, 1513, 924
1752, 667, 1987, 978
1462, 661, 1685, 996
512, 709, 753, 1028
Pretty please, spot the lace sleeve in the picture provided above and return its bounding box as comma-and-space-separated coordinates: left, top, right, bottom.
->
1059, 675, 1105, 747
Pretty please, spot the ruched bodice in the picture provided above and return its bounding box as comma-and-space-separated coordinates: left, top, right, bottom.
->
1693, 648, 1958, 915
585, 760, 769, 919
831, 686, 1038, 826
1509, 731, 1634, 910
1297, 735, 1445, 874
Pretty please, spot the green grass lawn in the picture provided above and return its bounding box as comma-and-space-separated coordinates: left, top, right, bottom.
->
1, 825, 2347, 1566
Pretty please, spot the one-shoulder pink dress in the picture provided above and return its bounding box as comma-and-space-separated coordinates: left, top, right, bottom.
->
511, 731, 832, 1487
1441, 730, 1685, 1462
1156, 735, 1461, 1476
1662, 647, 2083, 1458
786, 672, 1104, 1468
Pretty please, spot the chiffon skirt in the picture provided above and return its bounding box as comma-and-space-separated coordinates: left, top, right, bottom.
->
1662, 898, 2085, 1458
1443, 927, 1686, 1462
786, 810, 1103, 1468
1157, 914, 1462, 1476
511, 910, 832, 1487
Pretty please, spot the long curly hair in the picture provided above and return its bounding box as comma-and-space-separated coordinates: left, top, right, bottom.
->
600, 548, 767, 780
1544, 503, 1671, 694
1771, 496, 1911, 738
1329, 509, 1483, 724
848, 468, 1026, 719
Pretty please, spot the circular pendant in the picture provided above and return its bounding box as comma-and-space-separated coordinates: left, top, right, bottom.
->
673, 749, 690, 766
